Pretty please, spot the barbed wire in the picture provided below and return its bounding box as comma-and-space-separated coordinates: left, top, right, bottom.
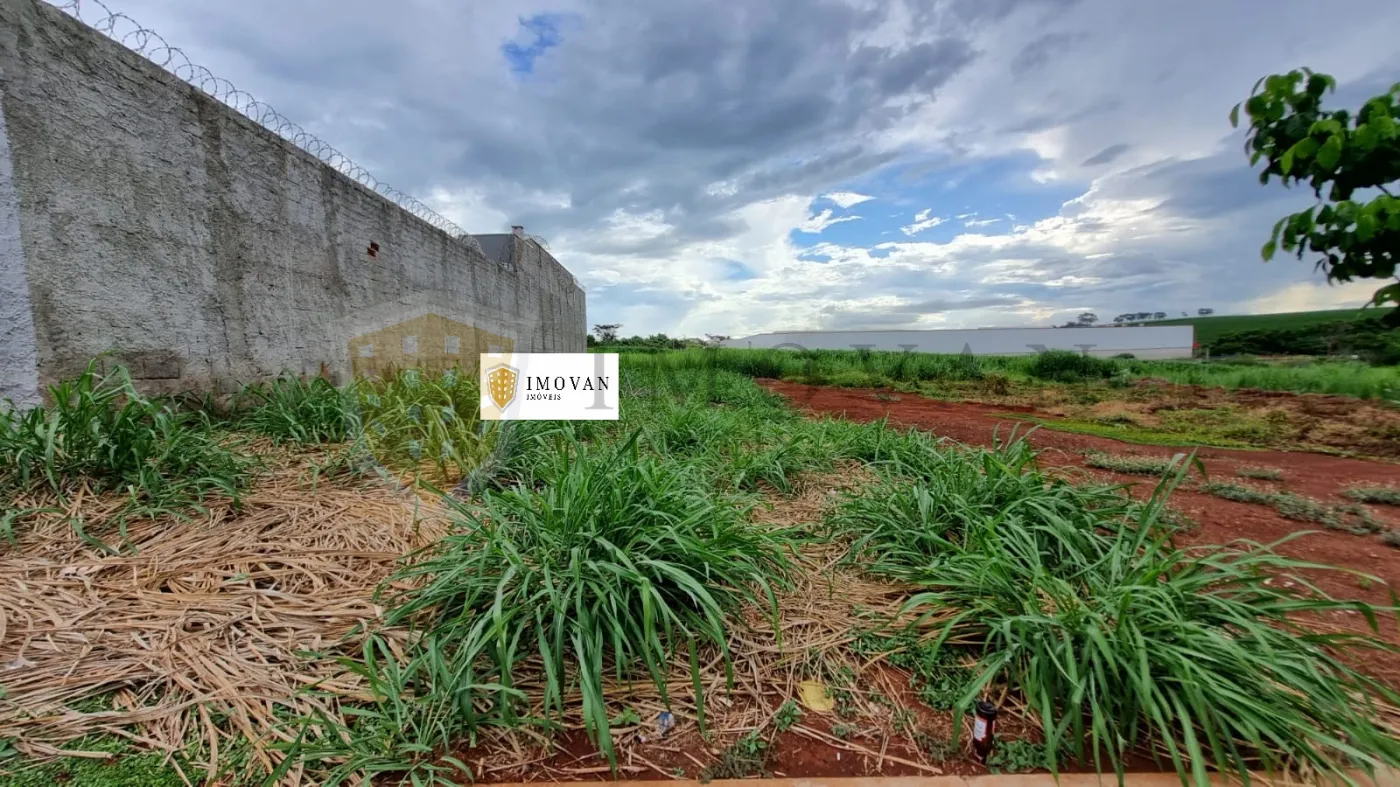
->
51, 0, 486, 258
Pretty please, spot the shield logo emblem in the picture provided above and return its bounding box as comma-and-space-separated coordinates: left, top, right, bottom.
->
486, 364, 520, 410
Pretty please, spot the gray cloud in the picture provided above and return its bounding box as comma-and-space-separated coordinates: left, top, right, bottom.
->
1010, 32, 1088, 75
1081, 143, 1130, 167
98, 0, 1400, 336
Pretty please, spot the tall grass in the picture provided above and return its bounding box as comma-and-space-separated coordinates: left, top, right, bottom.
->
834, 447, 1400, 783
237, 368, 503, 485
831, 433, 1150, 573
624, 347, 1400, 400
367, 433, 794, 769
0, 362, 249, 541
236, 375, 354, 444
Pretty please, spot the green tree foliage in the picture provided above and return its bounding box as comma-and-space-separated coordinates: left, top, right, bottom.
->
1232, 70, 1400, 320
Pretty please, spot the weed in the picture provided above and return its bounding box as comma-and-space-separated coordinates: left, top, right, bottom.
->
830, 722, 858, 739
903, 465, 1400, 784
851, 629, 972, 710
913, 731, 956, 761
1201, 481, 1381, 534
1344, 485, 1400, 505
0, 362, 250, 543
610, 708, 641, 728
773, 700, 801, 732
1083, 451, 1177, 476
354, 368, 500, 484
1236, 465, 1285, 480
700, 732, 770, 782
1382, 531, 1400, 548
891, 707, 917, 735
0, 733, 187, 787
1026, 350, 1115, 383
987, 739, 1048, 774
370, 434, 794, 767
237, 375, 353, 444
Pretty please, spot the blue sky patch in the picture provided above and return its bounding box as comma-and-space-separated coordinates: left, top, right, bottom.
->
790, 153, 1088, 251
721, 260, 758, 280
502, 14, 570, 75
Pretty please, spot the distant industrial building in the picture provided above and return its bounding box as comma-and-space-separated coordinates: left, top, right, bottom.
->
721, 326, 1195, 360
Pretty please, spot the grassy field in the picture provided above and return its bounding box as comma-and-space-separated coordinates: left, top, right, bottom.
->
1126, 308, 1386, 345
622, 346, 1400, 400
2, 359, 1399, 785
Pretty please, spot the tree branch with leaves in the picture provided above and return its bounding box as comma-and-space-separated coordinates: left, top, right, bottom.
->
1232, 69, 1400, 322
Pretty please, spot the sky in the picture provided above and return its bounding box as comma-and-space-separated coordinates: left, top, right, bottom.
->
80, 0, 1400, 337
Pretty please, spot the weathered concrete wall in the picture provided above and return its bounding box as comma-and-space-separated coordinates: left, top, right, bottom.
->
0, 0, 585, 407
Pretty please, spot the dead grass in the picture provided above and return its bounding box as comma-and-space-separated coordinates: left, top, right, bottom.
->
0, 447, 452, 784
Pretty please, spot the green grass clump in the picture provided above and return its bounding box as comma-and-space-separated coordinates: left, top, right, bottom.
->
237, 375, 354, 444
1026, 350, 1116, 383
0, 362, 249, 542
852, 629, 972, 710
362, 434, 794, 770
987, 739, 1048, 774
1236, 465, 1284, 480
1200, 481, 1381, 534
831, 435, 1147, 575
903, 467, 1400, 784
773, 700, 802, 732
1084, 451, 1178, 475
1344, 484, 1400, 505
699, 732, 771, 782
0, 733, 187, 787
354, 368, 500, 483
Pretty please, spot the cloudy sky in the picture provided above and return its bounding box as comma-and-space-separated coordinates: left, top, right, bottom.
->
79, 0, 1400, 337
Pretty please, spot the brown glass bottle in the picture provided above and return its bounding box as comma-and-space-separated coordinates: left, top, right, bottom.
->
971, 700, 998, 763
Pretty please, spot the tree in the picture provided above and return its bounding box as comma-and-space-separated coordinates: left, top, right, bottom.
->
704, 334, 730, 346
592, 323, 622, 343
1198, 308, 1215, 315
1232, 70, 1400, 321
1154, 311, 1167, 320
1078, 312, 1099, 326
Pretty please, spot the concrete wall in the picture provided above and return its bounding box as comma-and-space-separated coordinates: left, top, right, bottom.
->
721, 326, 1196, 359
0, 0, 585, 407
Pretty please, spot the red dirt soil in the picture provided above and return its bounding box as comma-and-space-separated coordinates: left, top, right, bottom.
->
763, 381, 1400, 635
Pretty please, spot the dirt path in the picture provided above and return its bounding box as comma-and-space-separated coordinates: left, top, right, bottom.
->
763, 380, 1400, 657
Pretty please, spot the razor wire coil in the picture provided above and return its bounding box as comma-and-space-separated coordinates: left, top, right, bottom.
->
52, 0, 490, 260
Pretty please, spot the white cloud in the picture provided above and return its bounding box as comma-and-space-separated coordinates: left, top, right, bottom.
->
799, 208, 862, 234
901, 208, 946, 236
823, 191, 875, 208
1236, 279, 1377, 315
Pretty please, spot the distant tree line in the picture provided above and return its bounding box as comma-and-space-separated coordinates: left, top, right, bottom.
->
587, 324, 727, 350
1057, 309, 1215, 328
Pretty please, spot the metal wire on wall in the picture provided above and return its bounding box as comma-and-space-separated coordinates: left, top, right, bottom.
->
52, 0, 486, 257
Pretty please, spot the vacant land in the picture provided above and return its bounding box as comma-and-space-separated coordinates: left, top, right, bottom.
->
1, 355, 1399, 786
635, 346, 1400, 400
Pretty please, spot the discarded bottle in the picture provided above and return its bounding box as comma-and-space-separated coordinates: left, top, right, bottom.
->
971, 700, 998, 764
